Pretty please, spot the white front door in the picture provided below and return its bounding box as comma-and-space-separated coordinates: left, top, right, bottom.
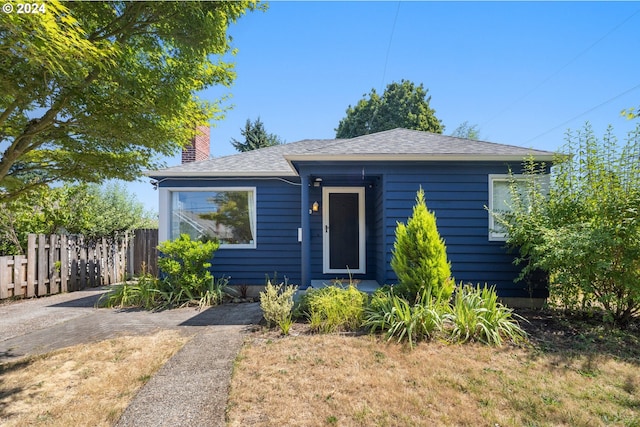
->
322, 187, 366, 274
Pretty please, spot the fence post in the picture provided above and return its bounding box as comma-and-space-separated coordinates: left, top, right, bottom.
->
14, 255, 26, 297
27, 234, 36, 297
127, 230, 134, 279
0, 257, 9, 299
37, 234, 47, 296
120, 233, 128, 282
49, 234, 59, 294
88, 240, 96, 288
79, 235, 87, 289
60, 234, 68, 293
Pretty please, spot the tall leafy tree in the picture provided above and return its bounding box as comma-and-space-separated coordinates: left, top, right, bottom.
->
231, 117, 283, 152
0, 1, 259, 202
335, 80, 443, 138
450, 121, 481, 140
0, 182, 156, 255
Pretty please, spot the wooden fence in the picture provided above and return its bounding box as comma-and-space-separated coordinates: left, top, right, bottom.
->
0, 231, 160, 300
128, 228, 158, 277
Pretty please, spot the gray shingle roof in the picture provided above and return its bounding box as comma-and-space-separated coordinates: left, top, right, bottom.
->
148, 128, 556, 178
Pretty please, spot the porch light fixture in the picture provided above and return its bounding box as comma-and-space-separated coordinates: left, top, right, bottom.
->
312, 201, 319, 212
313, 177, 323, 187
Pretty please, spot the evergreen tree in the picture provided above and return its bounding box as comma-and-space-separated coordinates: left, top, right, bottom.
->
391, 187, 453, 299
231, 117, 283, 152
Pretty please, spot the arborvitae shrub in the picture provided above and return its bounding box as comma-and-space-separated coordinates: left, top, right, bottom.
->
391, 187, 453, 300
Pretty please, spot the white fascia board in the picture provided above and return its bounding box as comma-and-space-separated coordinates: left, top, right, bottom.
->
284, 153, 557, 163
145, 170, 298, 178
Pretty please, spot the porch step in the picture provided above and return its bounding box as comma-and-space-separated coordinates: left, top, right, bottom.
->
308, 279, 380, 294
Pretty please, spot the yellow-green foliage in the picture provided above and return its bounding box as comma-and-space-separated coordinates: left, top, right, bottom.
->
260, 280, 298, 334
157, 234, 220, 292
307, 285, 368, 333
391, 187, 452, 299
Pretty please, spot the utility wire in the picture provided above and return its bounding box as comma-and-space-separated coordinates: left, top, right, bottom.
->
481, 7, 640, 128
367, 1, 401, 133
524, 81, 640, 144
380, 1, 402, 91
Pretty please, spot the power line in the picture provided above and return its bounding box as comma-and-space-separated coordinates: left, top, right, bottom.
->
380, 1, 401, 91
482, 7, 640, 128
367, 1, 401, 132
525, 82, 640, 144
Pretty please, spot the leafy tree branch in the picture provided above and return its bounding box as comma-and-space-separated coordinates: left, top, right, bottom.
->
0, 0, 261, 202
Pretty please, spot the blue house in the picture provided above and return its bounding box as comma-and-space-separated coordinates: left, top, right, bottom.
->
148, 128, 555, 304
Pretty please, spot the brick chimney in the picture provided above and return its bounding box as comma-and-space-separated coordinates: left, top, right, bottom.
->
182, 125, 210, 164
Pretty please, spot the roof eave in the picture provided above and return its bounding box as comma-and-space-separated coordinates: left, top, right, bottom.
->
145, 170, 299, 178
285, 153, 557, 163
146, 153, 559, 178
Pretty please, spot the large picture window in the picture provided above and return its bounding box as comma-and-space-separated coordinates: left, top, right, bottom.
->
168, 188, 256, 248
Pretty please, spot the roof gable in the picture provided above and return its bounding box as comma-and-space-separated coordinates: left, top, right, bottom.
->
148, 128, 556, 178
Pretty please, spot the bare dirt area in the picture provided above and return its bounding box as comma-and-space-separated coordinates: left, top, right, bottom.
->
227, 311, 640, 427
517, 308, 640, 359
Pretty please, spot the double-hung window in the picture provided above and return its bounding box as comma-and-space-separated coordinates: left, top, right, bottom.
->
161, 187, 256, 248
488, 174, 547, 241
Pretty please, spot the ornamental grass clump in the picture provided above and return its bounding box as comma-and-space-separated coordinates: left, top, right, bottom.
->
98, 274, 160, 309
306, 285, 368, 333
446, 284, 527, 346
364, 287, 445, 349
391, 187, 453, 301
260, 280, 298, 335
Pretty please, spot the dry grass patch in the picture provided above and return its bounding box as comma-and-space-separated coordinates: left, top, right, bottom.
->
228, 327, 640, 426
0, 330, 190, 427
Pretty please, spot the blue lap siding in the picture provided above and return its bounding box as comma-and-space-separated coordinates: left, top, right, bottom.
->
380, 162, 529, 297
157, 160, 541, 298
158, 178, 302, 285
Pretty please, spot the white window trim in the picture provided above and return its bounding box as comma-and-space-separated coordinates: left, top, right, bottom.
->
159, 186, 257, 249
488, 174, 524, 242
488, 174, 549, 242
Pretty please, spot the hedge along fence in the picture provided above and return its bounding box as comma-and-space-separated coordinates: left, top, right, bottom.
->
0, 233, 130, 300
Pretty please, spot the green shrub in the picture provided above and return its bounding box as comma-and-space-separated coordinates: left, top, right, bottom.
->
100, 235, 227, 310
292, 288, 313, 321
391, 187, 453, 300
446, 284, 527, 346
364, 287, 445, 348
305, 285, 367, 333
260, 280, 298, 335
157, 234, 220, 307
495, 124, 640, 327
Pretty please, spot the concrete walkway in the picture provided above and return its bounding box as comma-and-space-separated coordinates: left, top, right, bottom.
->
0, 288, 263, 426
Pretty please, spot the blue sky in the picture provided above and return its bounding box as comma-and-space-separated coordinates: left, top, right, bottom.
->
132, 1, 640, 213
